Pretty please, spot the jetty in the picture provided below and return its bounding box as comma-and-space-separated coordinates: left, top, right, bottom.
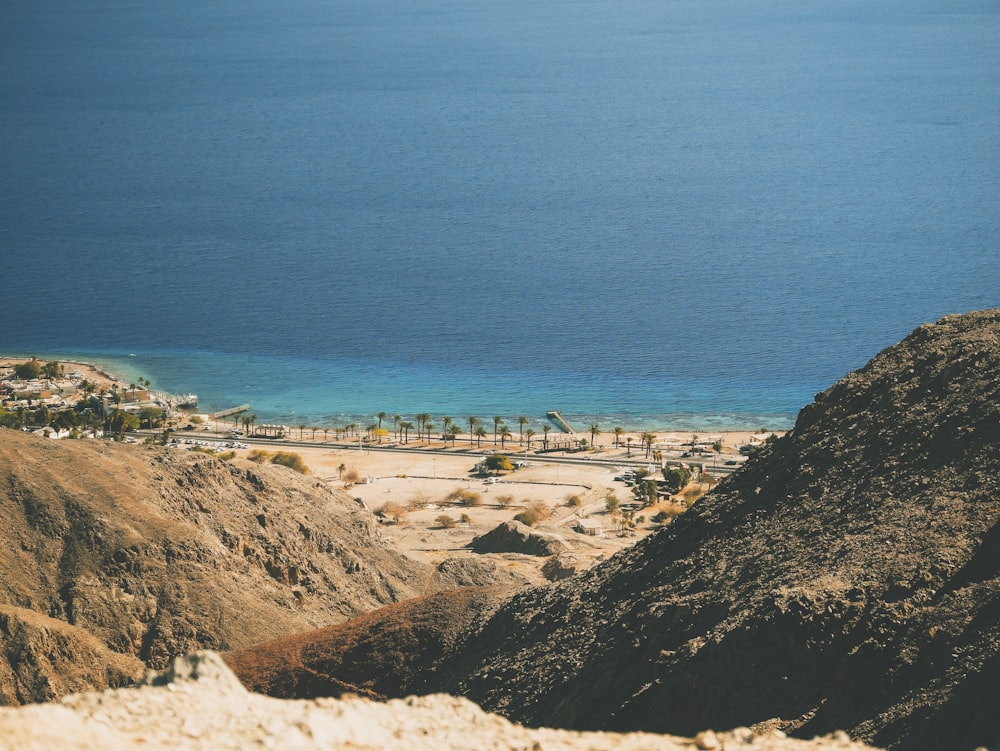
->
212, 404, 249, 420
546, 411, 577, 435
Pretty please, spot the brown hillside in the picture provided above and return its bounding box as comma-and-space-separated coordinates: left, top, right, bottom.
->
0, 431, 458, 703
423, 309, 1000, 751
224, 586, 511, 700
0, 606, 144, 704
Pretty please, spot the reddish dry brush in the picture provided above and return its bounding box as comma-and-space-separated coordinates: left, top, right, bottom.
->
224, 587, 505, 700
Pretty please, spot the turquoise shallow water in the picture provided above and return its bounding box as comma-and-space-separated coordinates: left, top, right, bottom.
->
2, 0, 997, 430
5, 347, 803, 432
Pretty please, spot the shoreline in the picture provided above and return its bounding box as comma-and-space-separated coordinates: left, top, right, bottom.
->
0, 352, 797, 435
2, 353, 785, 578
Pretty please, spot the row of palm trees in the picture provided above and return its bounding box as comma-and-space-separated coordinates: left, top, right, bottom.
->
230, 409, 660, 458
221, 408, 664, 458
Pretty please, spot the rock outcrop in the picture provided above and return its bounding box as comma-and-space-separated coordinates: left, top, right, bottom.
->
434, 309, 1000, 751
470, 520, 568, 556
0, 651, 881, 751
0, 606, 144, 705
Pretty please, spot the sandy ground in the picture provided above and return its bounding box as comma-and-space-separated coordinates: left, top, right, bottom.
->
242, 431, 776, 581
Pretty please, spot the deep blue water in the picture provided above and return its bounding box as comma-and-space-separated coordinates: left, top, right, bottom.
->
2, 0, 998, 431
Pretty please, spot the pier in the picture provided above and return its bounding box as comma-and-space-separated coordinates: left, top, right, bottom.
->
212, 404, 250, 420
546, 410, 577, 435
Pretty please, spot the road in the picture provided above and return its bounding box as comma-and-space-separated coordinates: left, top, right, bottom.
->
150, 428, 745, 476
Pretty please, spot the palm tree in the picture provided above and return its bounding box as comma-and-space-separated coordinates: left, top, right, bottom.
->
337, 463, 346, 479
492, 416, 504, 445
392, 414, 401, 439
613, 426, 625, 448
626, 436, 633, 458
400, 421, 414, 443
542, 423, 552, 451
468, 416, 480, 445
322, 427, 329, 442
249, 414, 258, 435
517, 416, 528, 443
499, 425, 512, 448
416, 412, 431, 441
474, 425, 487, 447
297, 422, 307, 439
525, 429, 536, 449
441, 416, 452, 439
589, 423, 601, 448
424, 421, 435, 442
377, 411, 387, 430
642, 431, 655, 458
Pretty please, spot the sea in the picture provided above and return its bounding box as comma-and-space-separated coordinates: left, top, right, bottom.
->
1, 0, 997, 433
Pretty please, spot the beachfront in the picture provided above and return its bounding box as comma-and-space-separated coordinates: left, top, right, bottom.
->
1, 355, 784, 576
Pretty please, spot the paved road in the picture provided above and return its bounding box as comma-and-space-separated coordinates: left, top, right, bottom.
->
151, 429, 744, 476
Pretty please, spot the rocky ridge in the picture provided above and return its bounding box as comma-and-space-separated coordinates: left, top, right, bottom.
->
436, 309, 1000, 751
0, 651, 881, 751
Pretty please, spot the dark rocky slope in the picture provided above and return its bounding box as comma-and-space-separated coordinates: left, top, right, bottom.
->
430, 309, 1000, 751
0, 431, 482, 704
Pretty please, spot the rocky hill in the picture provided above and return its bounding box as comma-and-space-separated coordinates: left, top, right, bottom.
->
0, 431, 503, 704
221, 310, 999, 751
436, 309, 1000, 750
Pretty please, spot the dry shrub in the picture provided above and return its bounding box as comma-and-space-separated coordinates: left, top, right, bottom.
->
514, 499, 551, 527
379, 501, 408, 523
247, 449, 272, 464
435, 515, 457, 529
271, 451, 310, 475
652, 504, 686, 524
445, 488, 482, 506
682, 486, 704, 505
407, 493, 430, 510
564, 494, 582, 507
496, 494, 514, 507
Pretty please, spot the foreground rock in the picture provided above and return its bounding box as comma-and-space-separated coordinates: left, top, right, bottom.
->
0, 651, 880, 751
0, 431, 498, 704
433, 310, 1000, 751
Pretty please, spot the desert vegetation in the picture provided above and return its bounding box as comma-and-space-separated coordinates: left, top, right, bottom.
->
513, 499, 551, 527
